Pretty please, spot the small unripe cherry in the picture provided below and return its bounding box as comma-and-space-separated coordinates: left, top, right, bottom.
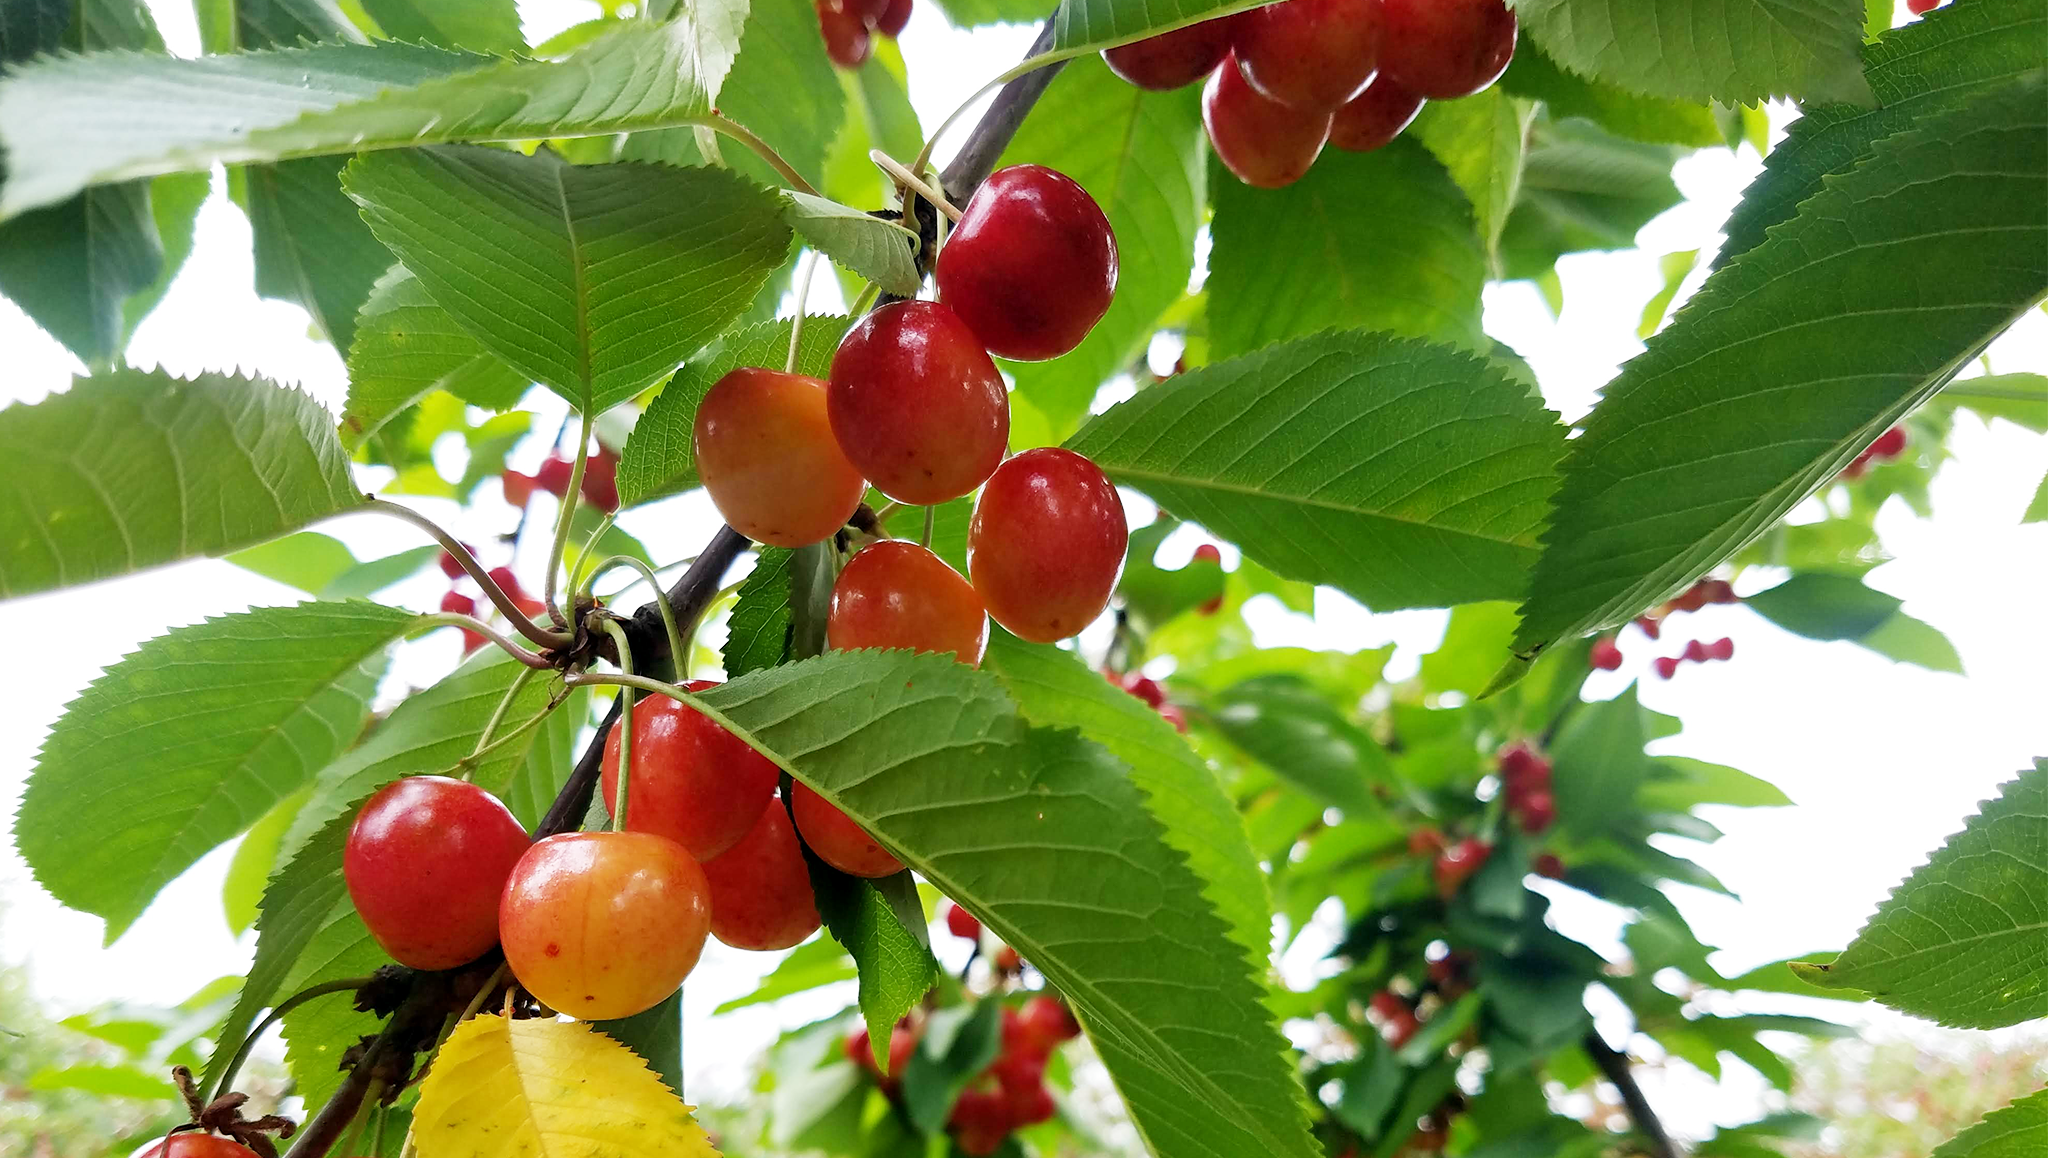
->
829, 301, 1008, 503
1193, 542, 1225, 615
700, 800, 820, 951
1589, 636, 1624, 671
600, 680, 779, 862
129, 1134, 260, 1158
968, 448, 1127, 643
345, 776, 530, 971
1203, 54, 1332, 189
1102, 16, 1241, 90
828, 539, 988, 665
876, 0, 912, 35
1377, 0, 1516, 99
935, 165, 1119, 362
816, 0, 872, 67
791, 782, 903, 878
945, 901, 982, 941
1330, 76, 1425, 152
1235, 0, 1383, 111
695, 366, 866, 547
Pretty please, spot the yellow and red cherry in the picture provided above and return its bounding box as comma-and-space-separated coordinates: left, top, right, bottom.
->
828, 539, 988, 665
1102, 16, 1241, 90
1377, 0, 1515, 99
344, 776, 530, 972
1330, 76, 1425, 152
700, 800, 820, 951
695, 366, 866, 547
1203, 54, 1332, 189
600, 680, 779, 863
791, 783, 902, 878
934, 165, 1119, 363
498, 830, 711, 1020
828, 301, 1008, 504
968, 448, 1128, 643
1236, 0, 1382, 111
816, 0, 872, 67
129, 1135, 258, 1158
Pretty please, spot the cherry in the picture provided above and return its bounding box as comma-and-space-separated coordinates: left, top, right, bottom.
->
1908, 0, 1941, 12
1682, 639, 1709, 664
1330, 75, 1425, 152
1009, 1084, 1057, 1126
1589, 636, 1624, 671
1868, 425, 1908, 459
816, 0, 872, 67
438, 546, 472, 579
1652, 655, 1681, 680
994, 945, 1023, 974
580, 445, 619, 512
1515, 790, 1556, 834
1407, 826, 1446, 858
1533, 851, 1566, 879
344, 776, 529, 972
700, 800, 820, 951
791, 782, 903, 878
1705, 636, 1734, 662
534, 455, 575, 497
439, 590, 477, 618
1634, 614, 1662, 640
1384, 1009, 1420, 1047
1157, 702, 1188, 732
486, 565, 526, 602
1698, 578, 1739, 605
950, 1089, 1011, 1155
828, 301, 1007, 504
498, 830, 711, 1020
967, 448, 1127, 643
1497, 742, 1550, 794
696, 366, 866, 547
935, 165, 1119, 363
828, 539, 988, 664
600, 680, 779, 862
1193, 542, 1225, 614
992, 1046, 1047, 1093
501, 469, 536, 507
1433, 837, 1491, 897
876, 0, 912, 36
129, 1135, 259, 1158
1236, 0, 1382, 111
1203, 54, 1332, 189
1111, 670, 1166, 708
1102, 16, 1240, 90
1377, 0, 1515, 99
945, 901, 983, 941
1368, 990, 1407, 1021
1018, 994, 1080, 1049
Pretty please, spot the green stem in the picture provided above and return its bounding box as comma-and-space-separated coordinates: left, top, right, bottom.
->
471, 667, 539, 762
708, 115, 821, 196
212, 977, 374, 1102
850, 282, 881, 315
582, 555, 686, 677
409, 613, 554, 669
359, 499, 571, 649
545, 410, 594, 621
336, 1078, 386, 1158
568, 511, 620, 601
447, 696, 565, 780
788, 251, 822, 373
922, 506, 935, 549
597, 619, 637, 832
870, 149, 962, 222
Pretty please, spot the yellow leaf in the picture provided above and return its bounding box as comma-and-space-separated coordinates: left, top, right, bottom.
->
413, 1014, 720, 1158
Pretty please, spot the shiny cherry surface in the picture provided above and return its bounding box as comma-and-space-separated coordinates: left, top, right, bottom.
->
701, 800, 820, 951
695, 366, 866, 547
791, 783, 903, 878
1329, 75, 1425, 152
828, 300, 1008, 504
128, 1136, 258, 1158
600, 679, 779, 863
1236, 0, 1382, 111
1102, 17, 1240, 90
934, 165, 1119, 363
1202, 54, 1332, 189
968, 448, 1127, 643
1377, 0, 1515, 99
343, 776, 530, 971
828, 539, 988, 665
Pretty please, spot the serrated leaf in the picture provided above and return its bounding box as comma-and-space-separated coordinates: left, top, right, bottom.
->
809, 863, 938, 1064
1745, 571, 1962, 672
241, 156, 390, 352
925, 0, 1043, 27
1550, 686, 1656, 838
1209, 139, 1485, 358
598, 990, 684, 1096
201, 0, 361, 50
1500, 114, 1686, 282
344, 145, 790, 415
1639, 756, 1791, 812
722, 547, 794, 677
781, 192, 920, 296
1515, 0, 1873, 106
277, 905, 386, 1107
1512, 76, 2048, 655
1499, 40, 1723, 147
357, 0, 523, 52
414, 1014, 718, 1158
1048, 0, 1278, 60
1794, 760, 2048, 1029
1942, 372, 2048, 434
1412, 87, 1533, 259
14, 601, 413, 939
0, 369, 366, 600
2027, 471, 2048, 524
342, 265, 529, 449
1930, 1087, 2048, 1158
1065, 330, 1563, 611
119, 170, 209, 343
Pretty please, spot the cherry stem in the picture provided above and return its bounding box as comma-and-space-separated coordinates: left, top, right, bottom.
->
870, 150, 962, 223
544, 410, 595, 620
336, 1077, 386, 1158
567, 510, 620, 599
582, 555, 686, 675
849, 281, 881, 316
410, 613, 554, 669
358, 500, 571, 649
709, 115, 821, 197
788, 250, 822, 374
873, 500, 903, 524
211, 976, 375, 1103
922, 506, 935, 549
597, 618, 637, 833
470, 667, 539, 764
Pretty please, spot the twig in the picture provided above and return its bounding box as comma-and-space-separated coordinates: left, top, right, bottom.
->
938, 15, 1062, 207
1584, 1030, 1682, 1158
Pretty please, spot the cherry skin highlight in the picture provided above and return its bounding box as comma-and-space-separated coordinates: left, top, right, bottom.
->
1236, 0, 1382, 111
968, 448, 1128, 643
498, 830, 712, 1020
600, 680, 780, 863
695, 367, 866, 547
1102, 16, 1240, 90
1377, 0, 1515, 99
828, 301, 1008, 504
1330, 75, 1425, 152
129, 1135, 259, 1158
700, 800, 820, 951
828, 539, 988, 664
934, 165, 1119, 363
1203, 54, 1332, 189
344, 776, 530, 971
791, 782, 902, 878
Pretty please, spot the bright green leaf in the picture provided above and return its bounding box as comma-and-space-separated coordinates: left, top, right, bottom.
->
225, 531, 361, 595
320, 544, 441, 600
1412, 87, 1533, 258
1499, 40, 1723, 147
2027, 471, 2048, 524
1049, 0, 1280, 60
1941, 371, 2048, 434
341, 265, 530, 449
1638, 249, 1699, 339
712, 936, 855, 1013
1208, 675, 1388, 818
222, 786, 309, 935
782, 192, 921, 296
1514, 0, 1872, 106
598, 989, 684, 1096
1929, 1087, 2048, 1157
1746, 571, 1963, 673
1639, 757, 1792, 812
26, 1063, 175, 1100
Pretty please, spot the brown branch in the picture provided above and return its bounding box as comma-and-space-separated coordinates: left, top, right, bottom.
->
1584, 1030, 1682, 1158
939, 16, 1063, 207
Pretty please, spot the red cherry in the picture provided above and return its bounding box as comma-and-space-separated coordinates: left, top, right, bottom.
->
486, 566, 526, 602
440, 590, 478, 618
1157, 703, 1189, 733
1682, 639, 1709, 664
887, 1021, 922, 1072
1384, 1010, 1420, 1047
498, 830, 711, 1020
600, 681, 779, 862
1330, 75, 1425, 152
129, 1135, 260, 1158
827, 539, 988, 665
580, 446, 619, 512
1907, 0, 1940, 13
992, 1047, 1047, 1093
1433, 837, 1491, 897
949, 1089, 1011, 1153
1652, 655, 1681, 680
1868, 425, 1908, 459
1236, 0, 1382, 111
534, 455, 575, 497
828, 301, 1008, 503
1533, 851, 1566, 879
501, 470, 536, 508
994, 945, 1023, 974
1515, 790, 1556, 834
1705, 637, 1735, 662
695, 367, 866, 547
816, 0, 872, 67
1635, 614, 1662, 640
438, 546, 472, 579
1193, 542, 1225, 615
945, 901, 982, 941
1589, 636, 1624, 671
1019, 994, 1080, 1047
1427, 952, 1469, 988
935, 165, 1119, 363
700, 801, 820, 951
1203, 54, 1332, 189
1368, 990, 1407, 1021
344, 777, 529, 971
791, 782, 903, 878
1102, 16, 1240, 90
845, 1027, 875, 1070
1407, 826, 1447, 858
968, 448, 1127, 643
1840, 454, 1872, 481
1008, 1082, 1057, 1126
1698, 578, 1739, 605
1377, 0, 1515, 99
876, 0, 912, 36
849, 0, 892, 23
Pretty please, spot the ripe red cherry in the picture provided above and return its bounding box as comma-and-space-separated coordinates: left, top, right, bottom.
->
1705, 637, 1735, 662
1236, 0, 1382, 111
1384, 1010, 1420, 1047
534, 455, 574, 497
1018, 994, 1081, 1048
129, 1134, 259, 1158
438, 546, 471, 579
498, 830, 711, 1020
876, 0, 912, 36
1368, 990, 1407, 1021
600, 680, 779, 862
1009, 1083, 1057, 1126
580, 445, 619, 512
1330, 76, 1425, 152
816, 0, 872, 67
828, 301, 1007, 503
695, 367, 866, 547
945, 901, 982, 941
1533, 852, 1566, 879
1377, 0, 1515, 99
1497, 742, 1550, 793
344, 776, 529, 972
934, 165, 1119, 363
994, 945, 1022, 973
699, 800, 820, 951
829, 540, 988, 664
1203, 54, 1332, 189
501, 470, 536, 507
1192, 542, 1225, 614
1589, 636, 1624, 671
1102, 16, 1240, 90
1907, 0, 1941, 12
791, 782, 902, 878
1653, 655, 1681, 680
1516, 790, 1556, 833
1868, 425, 1908, 459
967, 448, 1127, 642
439, 590, 477, 618
1433, 837, 1491, 897
1407, 826, 1446, 858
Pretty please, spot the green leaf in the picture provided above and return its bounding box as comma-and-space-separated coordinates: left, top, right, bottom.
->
14, 601, 413, 939
343, 145, 790, 414
225, 531, 361, 595
712, 935, 855, 1013
1208, 675, 1387, 818
1419, 602, 1521, 697
809, 863, 939, 1063
901, 1001, 1003, 1133
1498, 40, 1723, 147
1512, 77, 2048, 655
2027, 471, 2048, 524
597, 989, 684, 1096
320, 544, 440, 600
1745, 571, 1963, 673
119, 170, 210, 344
278, 907, 386, 1107
1412, 88, 1533, 258
1721, 0, 2047, 266
0, 368, 366, 600
0, 180, 161, 369
1930, 1087, 2048, 1157
924, 0, 1043, 27
782, 193, 921, 296
723, 547, 796, 678
1793, 760, 2048, 1029
1499, 115, 1686, 282
26, 1063, 175, 1100
616, 315, 851, 506
997, 56, 1206, 442
823, 43, 921, 218
356, 0, 523, 52
241, 156, 391, 352
1114, 519, 1224, 628
222, 786, 309, 935
1048, 0, 1276, 60
341, 265, 529, 449
1064, 330, 1563, 611
1942, 372, 2048, 434
1549, 687, 1655, 838
202, 0, 361, 50
1208, 139, 1485, 358
697, 651, 1318, 1158
1514, 0, 1872, 106
1639, 757, 1791, 812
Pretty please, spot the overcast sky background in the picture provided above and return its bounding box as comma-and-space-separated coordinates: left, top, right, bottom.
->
1, 0, 2043, 1143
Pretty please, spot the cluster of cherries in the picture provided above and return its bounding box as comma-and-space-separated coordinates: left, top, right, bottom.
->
1839, 424, 1909, 481
1106, 667, 1189, 731
814, 0, 911, 68
841, 992, 1076, 1156
434, 548, 548, 654
1357, 966, 1467, 1152
1588, 575, 1742, 678
503, 441, 620, 513
1495, 741, 1556, 834
1099, 0, 1517, 188
695, 162, 1131, 649
1409, 741, 1567, 898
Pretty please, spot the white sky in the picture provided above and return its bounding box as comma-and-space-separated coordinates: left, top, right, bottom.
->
0, 0, 2043, 1144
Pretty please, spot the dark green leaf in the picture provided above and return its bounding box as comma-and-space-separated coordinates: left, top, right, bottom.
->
1745, 571, 1963, 672
1549, 687, 1655, 837
1499, 40, 1722, 147
1514, 0, 1872, 105
808, 862, 939, 1063
119, 170, 210, 343
1500, 115, 1686, 282
1048, 0, 1285, 59
341, 265, 530, 449
723, 547, 796, 677
241, 157, 391, 352
782, 192, 921, 296
901, 1001, 1003, 1133
1208, 675, 1387, 818
0, 180, 161, 368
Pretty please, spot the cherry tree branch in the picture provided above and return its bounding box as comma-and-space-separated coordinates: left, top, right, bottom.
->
1583, 1030, 1682, 1158
939, 15, 1063, 206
